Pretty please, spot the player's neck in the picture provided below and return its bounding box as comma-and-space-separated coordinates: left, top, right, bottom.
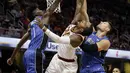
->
96, 30, 106, 38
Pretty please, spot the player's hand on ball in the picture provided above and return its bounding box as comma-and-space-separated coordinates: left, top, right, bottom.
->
7, 58, 13, 66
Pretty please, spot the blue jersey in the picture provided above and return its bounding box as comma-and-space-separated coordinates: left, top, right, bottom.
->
81, 32, 109, 68
23, 19, 46, 73
28, 20, 44, 50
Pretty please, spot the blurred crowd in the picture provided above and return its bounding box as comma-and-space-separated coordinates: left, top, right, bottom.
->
0, 0, 130, 49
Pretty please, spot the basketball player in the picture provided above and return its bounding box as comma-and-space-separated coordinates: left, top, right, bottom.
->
79, 0, 111, 73
7, 0, 61, 73
36, 0, 93, 73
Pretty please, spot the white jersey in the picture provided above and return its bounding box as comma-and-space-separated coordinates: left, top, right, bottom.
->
45, 24, 79, 73
57, 24, 77, 59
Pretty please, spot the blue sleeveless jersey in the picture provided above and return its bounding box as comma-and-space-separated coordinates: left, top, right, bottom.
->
28, 20, 44, 50
81, 32, 109, 68
23, 19, 45, 73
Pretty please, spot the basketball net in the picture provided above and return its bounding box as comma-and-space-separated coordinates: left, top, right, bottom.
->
46, 0, 61, 13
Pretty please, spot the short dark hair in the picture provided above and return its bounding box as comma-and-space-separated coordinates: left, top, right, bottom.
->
101, 19, 112, 33
106, 21, 113, 35
108, 21, 112, 31
80, 25, 93, 36
25, 3, 38, 21
101, 19, 112, 31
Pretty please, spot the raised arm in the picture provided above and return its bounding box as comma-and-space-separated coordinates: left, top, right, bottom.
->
73, 0, 82, 18
7, 29, 30, 65
40, 0, 61, 25
40, 26, 83, 48
71, 0, 82, 24
80, 0, 90, 22
45, 0, 61, 15
71, 0, 90, 26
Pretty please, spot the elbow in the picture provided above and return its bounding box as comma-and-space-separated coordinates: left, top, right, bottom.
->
55, 37, 70, 44
53, 38, 61, 43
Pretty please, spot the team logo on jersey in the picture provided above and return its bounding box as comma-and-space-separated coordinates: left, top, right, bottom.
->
86, 38, 95, 44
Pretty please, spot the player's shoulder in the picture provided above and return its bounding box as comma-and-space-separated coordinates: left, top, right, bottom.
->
76, 34, 84, 40
100, 39, 110, 44
70, 34, 84, 43
70, 34, 84, 47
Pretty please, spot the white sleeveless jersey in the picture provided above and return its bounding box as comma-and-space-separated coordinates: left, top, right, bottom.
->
57, 24, 77, 59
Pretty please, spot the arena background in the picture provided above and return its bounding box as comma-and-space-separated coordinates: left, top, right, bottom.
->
0, 0, 130, 73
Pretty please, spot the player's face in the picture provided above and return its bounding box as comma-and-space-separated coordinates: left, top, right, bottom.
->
34, 8, 43, 16
97, 21, 110, 32
75, 20, 86, 33
112, 68, 121, 73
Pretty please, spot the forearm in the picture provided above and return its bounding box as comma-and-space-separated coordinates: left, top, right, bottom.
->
41, 0, 61, 25
72, 0, 90, 24
71, 0, 83, 24
80, 43, 98, 52
75, 0, 82, 16
40, 0, 61, 25
80, 0, 90, 22
10, 32, 29, 59
41, 17, 50, 27
42, 26, 70, 44
35, 16, 49, 27
45, 0, 61, 15
10, 46, 20, 60
80, 0, 87, 12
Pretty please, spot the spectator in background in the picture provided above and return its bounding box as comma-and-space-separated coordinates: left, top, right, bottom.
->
1, 19, 10, 28
7, 0, 18, 10
112, 68, 121, 73
10, 3, 22, 19
124, 61, 130, 73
